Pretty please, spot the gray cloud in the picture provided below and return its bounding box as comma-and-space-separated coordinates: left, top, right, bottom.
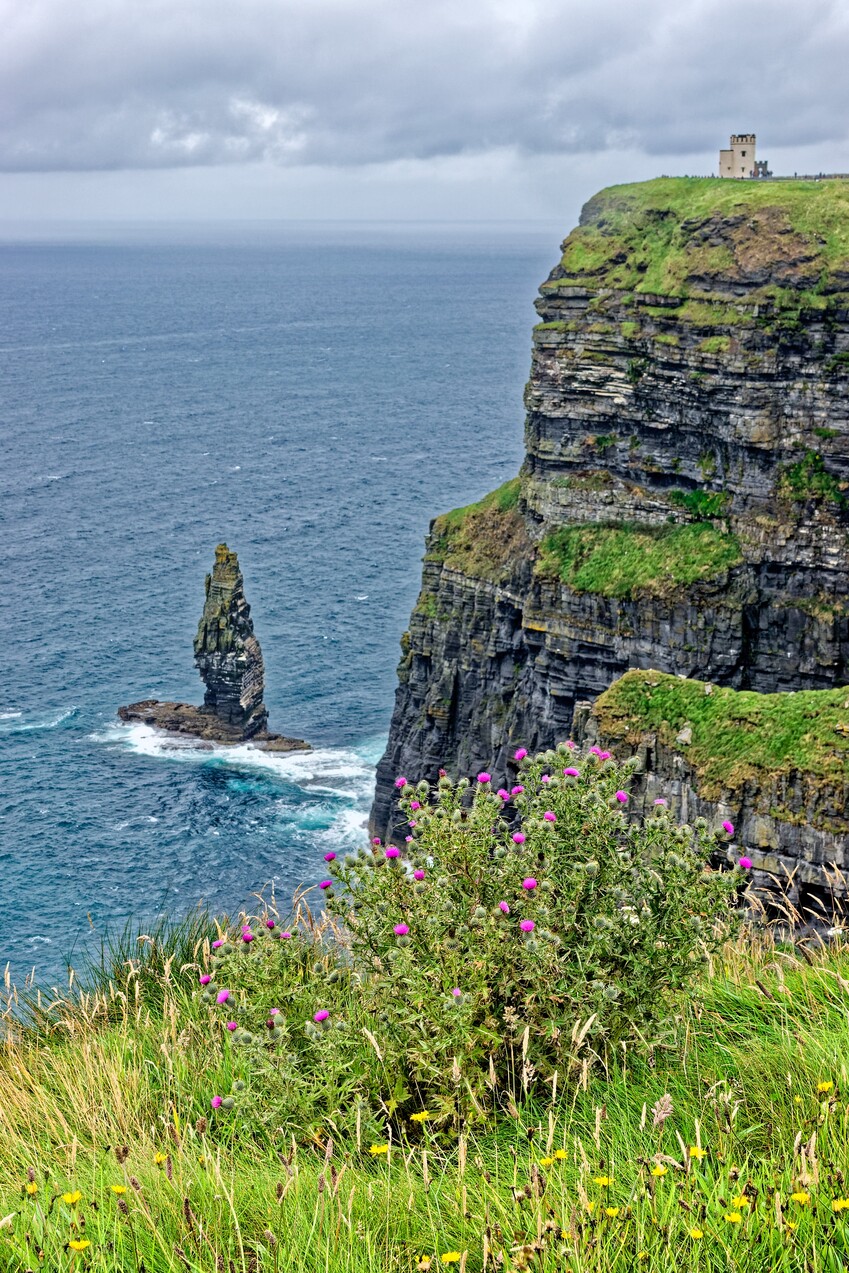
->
1, 0, 848, 172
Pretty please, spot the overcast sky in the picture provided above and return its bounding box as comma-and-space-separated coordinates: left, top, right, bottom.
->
2, 0, 849, 224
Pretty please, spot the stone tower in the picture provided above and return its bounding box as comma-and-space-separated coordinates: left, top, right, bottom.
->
193, 544, 268, 740
719, 133, 756, 178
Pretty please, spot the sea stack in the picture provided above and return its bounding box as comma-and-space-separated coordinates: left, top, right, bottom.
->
194, 544, 268, 740
119, 545, 309, 752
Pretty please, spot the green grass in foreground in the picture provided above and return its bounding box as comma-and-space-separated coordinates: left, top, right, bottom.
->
4, 924, 849, 1270
535, 522, 742, 598
594, 670, 849, 807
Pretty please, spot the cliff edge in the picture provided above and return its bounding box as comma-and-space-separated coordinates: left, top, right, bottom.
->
371, 177, 849, 893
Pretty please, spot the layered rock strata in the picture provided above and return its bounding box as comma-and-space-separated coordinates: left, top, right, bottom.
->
572, 670, 849, 913
372, 178, 849, 853
119, 544, 309, 752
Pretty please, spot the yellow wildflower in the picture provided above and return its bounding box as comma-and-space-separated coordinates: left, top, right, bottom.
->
790, 1191, 810, 1205
604, 1206, 620, 1218
593, 1175, 611, 1186
68, 1240, 91, 1251
153, 1153, 167, 1166
785, 1220, 797, 1231
62, 1191, 82, 1205
731, 1195, 750, 1209
586, 1200, 595, 1213
638, 1255, 649, 1263
832, 1197, 849, 1211
25, 1182, 38, 1195
369, 1144, 389, 1156
539, 1157, 555, 1167
725, 1212, 742, 1224
689, 1146, 707, 1160
440, 1254, 462, 1265
555, 1149, 567, 1160
689, 1228, 704, 1239
110, 1185, 127, 1195
794, 1096, 803, 1104
410, 1111, 430, 1123
651, 1164, 668, 1178
817, 1081, 834, 1093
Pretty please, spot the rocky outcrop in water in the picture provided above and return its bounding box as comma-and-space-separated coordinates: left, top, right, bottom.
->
371, 178, 849, 870
119, 544, 309, 752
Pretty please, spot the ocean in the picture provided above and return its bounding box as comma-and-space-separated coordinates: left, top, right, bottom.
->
0, 221, 557, 990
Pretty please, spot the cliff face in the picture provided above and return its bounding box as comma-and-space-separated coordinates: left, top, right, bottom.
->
372, 178, 849, 852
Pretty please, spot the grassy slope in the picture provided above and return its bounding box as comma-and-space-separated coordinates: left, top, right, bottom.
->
546, 176, 849, 304
535, 523, 742, 599
594, 670, 849, 804
425, 478, 530, 585
4, 928, 849, 1270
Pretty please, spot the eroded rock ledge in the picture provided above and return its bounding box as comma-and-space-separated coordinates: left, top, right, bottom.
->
119, 544, 309, 753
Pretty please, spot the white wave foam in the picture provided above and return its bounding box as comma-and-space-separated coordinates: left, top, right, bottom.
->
95, 722, 378, 809
1, 707, 76, 732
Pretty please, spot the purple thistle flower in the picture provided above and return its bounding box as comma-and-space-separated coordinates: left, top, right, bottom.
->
497, 788, 510, 800
266, 919, 276, 929
394, 777, 407, 789
405, 836, 413, 842
615, 791, 629, 804
324, 852, 337, 862
280, 931, 292, 940
738, 856, 753, 870
522, 878, 538, 890
211, 1095, 223, 1109
654, 798, 667, 806
541, 774, 551, 784
478, 772, 491, 784
394, 923, 410, 937
512, 785, 524, 795
723, 821, 735, 835
565, 740, 576, 750
270, 1007, 280, 1015
319, 880, 332, 890
599, 750, 611, 761
590, 746, 601, 757
242, 931, 255, 943
225, 1021, 237, 1031
413, 869, 426, 880
372, 837, 382, 846
512, 832, 526, 844
543, 810, 556, 822
410, 800, 421, 811
408, 820, 417, 828
385, 845, 400, 859
563, 767, 579, 777
314, 1009, 329, 1023
520, 919, 535, 933
199, 974, 211, 985
499, 901, 510, 914
514, 748, 528, 761
216, 990, 230, 1004
451, 987, 462, 997
212, 939, 224, 948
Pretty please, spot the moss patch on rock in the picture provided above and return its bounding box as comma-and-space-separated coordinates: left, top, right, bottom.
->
535, 521, 742, 598
593, 670, 849, 819
426, 478, 530, 585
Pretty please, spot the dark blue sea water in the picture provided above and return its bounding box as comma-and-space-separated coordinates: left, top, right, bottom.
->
0, 221, 557, 990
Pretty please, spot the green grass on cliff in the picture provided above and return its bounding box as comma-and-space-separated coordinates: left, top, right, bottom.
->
535, 521, 742, 598
5, 920, 849, 1270
545, 176, 849, 306
426, 477, 529, 584
594, 669, 849, 802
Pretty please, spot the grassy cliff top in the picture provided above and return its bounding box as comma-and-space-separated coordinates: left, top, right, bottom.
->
546, 176, 849, 303
594, 669, 849, 808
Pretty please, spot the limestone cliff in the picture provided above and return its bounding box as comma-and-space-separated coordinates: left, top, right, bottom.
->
372, 178, 849, 866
